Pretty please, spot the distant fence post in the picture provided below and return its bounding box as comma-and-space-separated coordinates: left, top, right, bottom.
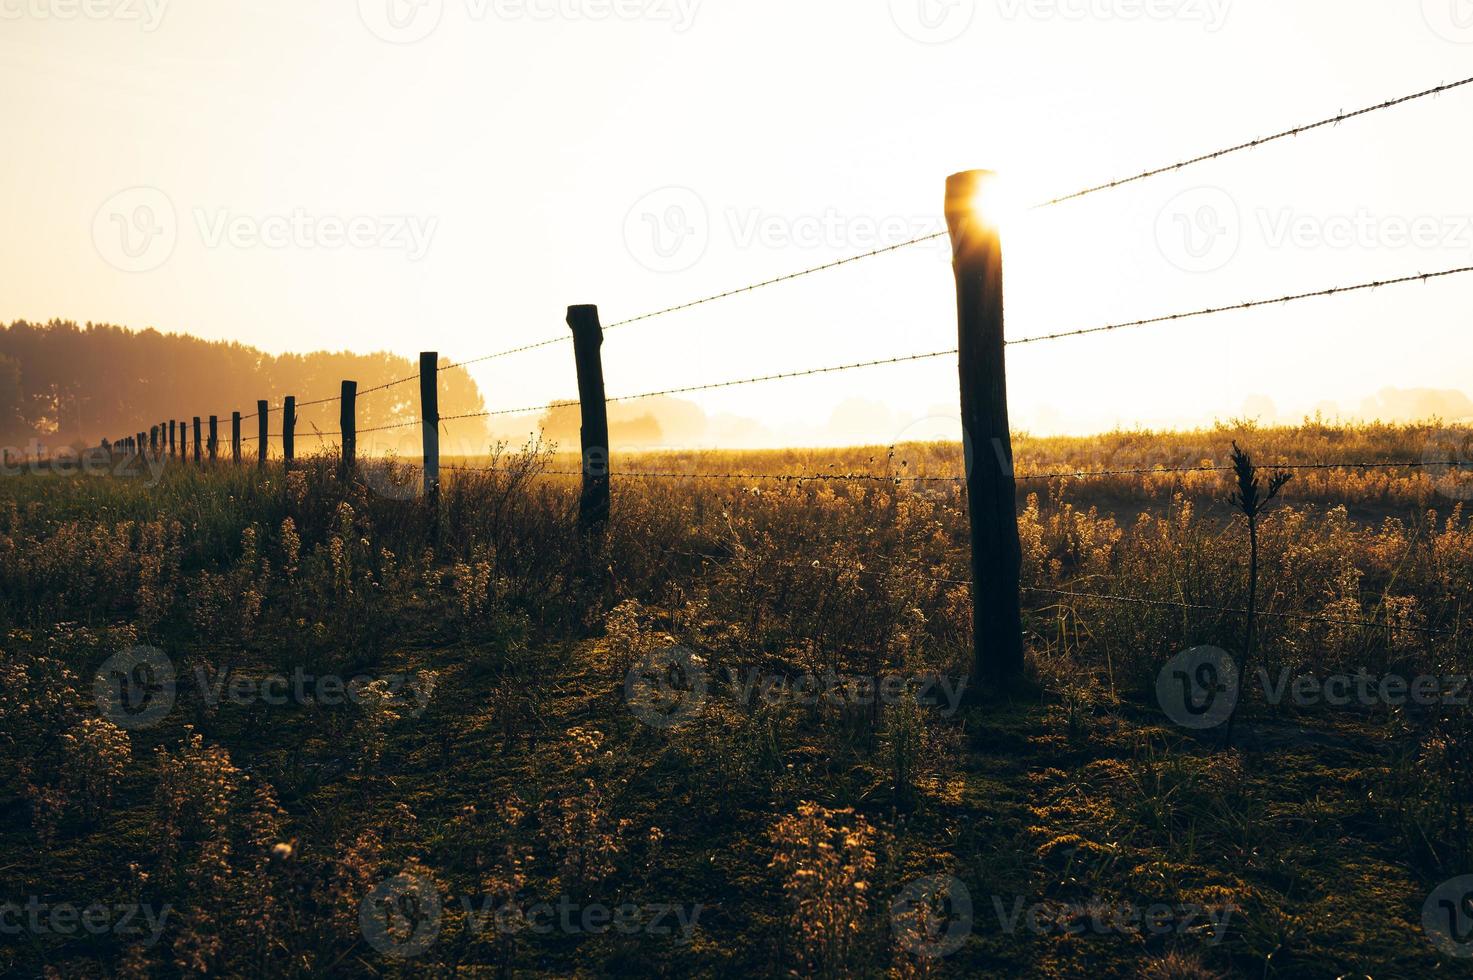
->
208, 415, 218, 462
419, 354, 440, 507
566, 305, 611, 533
283, 397, 296, 465
231, 412, 241, 464
257, 401, 269, 468
340, 380, 357, 478
946, 169, 1023, 688
150, 426, 158, 456
192, 417, 202, 464
169, 419, 176, 457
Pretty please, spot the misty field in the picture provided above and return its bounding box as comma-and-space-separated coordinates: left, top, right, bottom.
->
3, 421, 1472, 978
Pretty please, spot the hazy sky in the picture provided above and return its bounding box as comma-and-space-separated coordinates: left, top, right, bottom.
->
3, 1, 1473, 448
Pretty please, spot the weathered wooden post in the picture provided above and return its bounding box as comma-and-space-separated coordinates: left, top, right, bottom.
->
257, 401, 269, 468
566, 305, 611, 533
169, 419, 176, 457
208, 415, 219, 462
232, 412, 241, 464
946, 169, 1024, 688
419, 354, 440, 508
150, 426, 158, 457
340, 380, 357, 478
192, 417, 202, 464
282, 396, 296, 465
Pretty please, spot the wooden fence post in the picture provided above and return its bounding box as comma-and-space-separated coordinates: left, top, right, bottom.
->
208, 416, 218, 462
232, 412, 241, 464
257, 401, 269, 468
341, 380, 357, 478
419, 354, 440, 507
150, 426, 158, 457
283, 397, 296, 465
566, 305, 611, 532
192, 417, 202, 464
169, 419, 176, 457
946, 169, 1023, 688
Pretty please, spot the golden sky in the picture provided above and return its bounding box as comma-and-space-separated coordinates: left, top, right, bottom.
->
3, 1, 1473, 448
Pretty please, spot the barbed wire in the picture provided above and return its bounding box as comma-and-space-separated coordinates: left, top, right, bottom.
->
1010, 265, 1473, 346
1036, 74, 1473, 208
118, 77, 1473, 452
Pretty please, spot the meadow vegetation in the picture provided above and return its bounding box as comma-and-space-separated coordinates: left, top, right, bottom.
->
1, 420, 1471, 977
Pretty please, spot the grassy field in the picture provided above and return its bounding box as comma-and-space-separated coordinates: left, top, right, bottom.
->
2, 420, 1472, 978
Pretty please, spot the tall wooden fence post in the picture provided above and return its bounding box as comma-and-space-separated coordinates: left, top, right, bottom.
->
169, 420, 176, 457
566, 305, 611, 533
232, 412, 242, 464
341, 380, 357, 478
257, 401, 269, 468
192, 417, 202, 464
283, 397, 296, 466
946, 169, 1023, 688
419, 354, 440, 509
150, 426, 158, 457
208, 415, 218, 462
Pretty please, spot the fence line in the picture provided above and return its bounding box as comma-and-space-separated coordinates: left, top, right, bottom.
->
94, 75, 1473, 685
